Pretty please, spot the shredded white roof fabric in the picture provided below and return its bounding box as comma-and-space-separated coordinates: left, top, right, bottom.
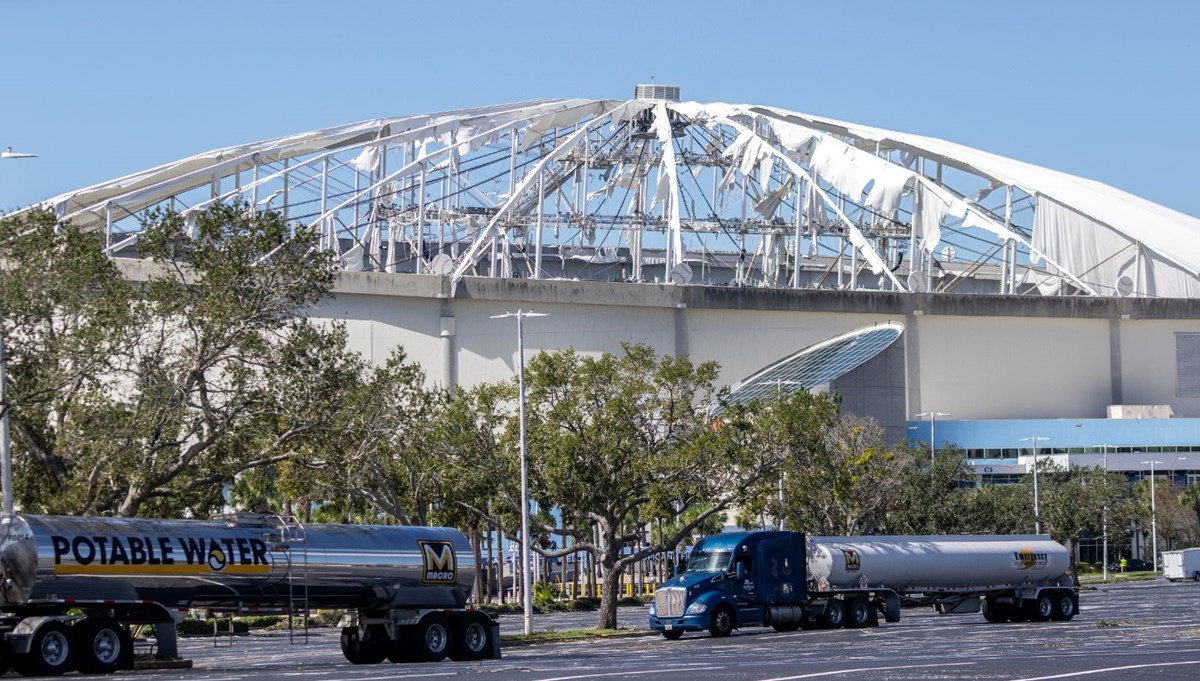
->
16, 94, 1200, 299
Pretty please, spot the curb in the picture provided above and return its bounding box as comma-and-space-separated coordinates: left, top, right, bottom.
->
501, 630, 658, 647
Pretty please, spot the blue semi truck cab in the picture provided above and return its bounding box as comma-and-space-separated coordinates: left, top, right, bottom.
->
649, 531, 840, 638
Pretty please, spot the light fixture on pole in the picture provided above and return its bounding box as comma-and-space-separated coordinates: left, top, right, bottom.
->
1020, 436, 1049, 534
1141, 459, 1165, 573
916, 411, 949, 466
1, 146, 38, 517
491, 309, 547, 636
0, 147, 37, 159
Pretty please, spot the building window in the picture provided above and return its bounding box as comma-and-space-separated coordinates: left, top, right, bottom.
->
1178, 333, 1200, 396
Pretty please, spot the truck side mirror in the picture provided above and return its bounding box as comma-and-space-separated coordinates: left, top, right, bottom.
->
736, 561, 745, 580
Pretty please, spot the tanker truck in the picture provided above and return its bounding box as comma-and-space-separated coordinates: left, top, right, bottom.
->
0, 513, 499, 676
649, 531, 1077, 638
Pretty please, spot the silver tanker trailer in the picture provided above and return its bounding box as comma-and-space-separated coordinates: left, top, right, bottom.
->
0, 514, 498, 676
649, 531, 1078, 638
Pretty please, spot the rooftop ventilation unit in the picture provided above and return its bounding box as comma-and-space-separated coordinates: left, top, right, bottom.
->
634, 84, 680, 101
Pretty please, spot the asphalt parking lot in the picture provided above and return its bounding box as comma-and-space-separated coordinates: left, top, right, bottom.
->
129, 579, 1200, 680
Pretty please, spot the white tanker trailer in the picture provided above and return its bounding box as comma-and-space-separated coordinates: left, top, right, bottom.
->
0, 514, 499, 676
649, 531, 1078, 638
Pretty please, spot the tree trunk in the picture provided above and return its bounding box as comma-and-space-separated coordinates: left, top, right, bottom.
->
471, 525, 483, 605
597, 557, 623, 630
498, 530, 506, 604
486, 528, 495, 604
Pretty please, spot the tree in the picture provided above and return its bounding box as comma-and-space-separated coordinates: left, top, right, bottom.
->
777, 409, 904, 535
1038, 462, 1141, 579
962, 483, 1030, 535
883, 444, 975, 535
1, 204, 341, 515
298, 348, 449, 526
519, 344, 782, 629
1133, 477, 1200, 557
1, 209, 137, 509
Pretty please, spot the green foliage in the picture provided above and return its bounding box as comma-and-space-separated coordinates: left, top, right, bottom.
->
0, 205, 338, 516
518, 343, 772, 629
533, 580, 557, 609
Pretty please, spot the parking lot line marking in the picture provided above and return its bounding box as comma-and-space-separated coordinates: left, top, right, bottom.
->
535, 667, 723, 681
757, 661, 975, 680
1012, 659, 1200, 680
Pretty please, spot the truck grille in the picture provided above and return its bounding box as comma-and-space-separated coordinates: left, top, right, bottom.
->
655, 587, 686, 618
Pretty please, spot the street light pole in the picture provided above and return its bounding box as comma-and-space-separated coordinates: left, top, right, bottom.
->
0, 336, 12, 516
772, 379, 802, 532
491, 309, 547, 636
1020, 436, 1049, 534
1096, 444, 1112, 581
1, 146, 38, 517
916, 411, 949, 466
1141, 459, 1165, 572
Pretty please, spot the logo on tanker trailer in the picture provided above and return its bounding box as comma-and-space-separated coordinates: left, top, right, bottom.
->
419, 540, 457, 583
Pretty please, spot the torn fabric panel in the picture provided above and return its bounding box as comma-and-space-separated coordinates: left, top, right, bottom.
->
652, 102, 684, 265
810, 136, 874, 199
1033, 195, 1142, 296
353, 145, 381, 173
758, 155, 774, 192
916, 182, 949, 253
769, 119, 815, 153
754, 175, 795, 219
864, 162, 913, 214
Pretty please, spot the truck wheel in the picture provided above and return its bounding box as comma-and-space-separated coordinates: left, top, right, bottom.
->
341, 627, 387, 664
846, 599, 872, 628
1050, 591, 1077, 621
449, 613, 492, 661
822, 600, 845, 629
982, 597, 1005, 623
662, 630, 684, 640
414, 613, 451, 662
883, 594, 901, 624
74, 618, 128, 675
1193, 571, 1200, 582
708, 605, 735, 638
385, 628, 416, 664
13, 620, 75, 677
1026, 594, 1054, 622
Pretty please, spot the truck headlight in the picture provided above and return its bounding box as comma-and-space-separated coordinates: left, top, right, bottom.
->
649, 603, 656, 616
685, 601, 708, 615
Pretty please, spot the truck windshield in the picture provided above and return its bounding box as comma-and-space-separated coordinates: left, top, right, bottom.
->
686, 549, 732, 573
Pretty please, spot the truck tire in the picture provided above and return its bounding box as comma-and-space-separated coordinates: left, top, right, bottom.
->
414, 613, 451, 662
13, 620, 75, 677
1026, 594, 1054, 622
1193, 571, 1200, 582
385, 628, 416, 664
883, 593, 902, 623
846, 599, 872, 628
449, 612, 492, 661
708, 605, 735, 638
74, 618, 128, 675
822, 600, 845, 629
1050, 591, 1077, 621
341, 626, 387, 664
982, 597, 1006, 623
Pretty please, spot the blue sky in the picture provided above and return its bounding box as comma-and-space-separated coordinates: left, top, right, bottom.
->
2, 0, 1198, 217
